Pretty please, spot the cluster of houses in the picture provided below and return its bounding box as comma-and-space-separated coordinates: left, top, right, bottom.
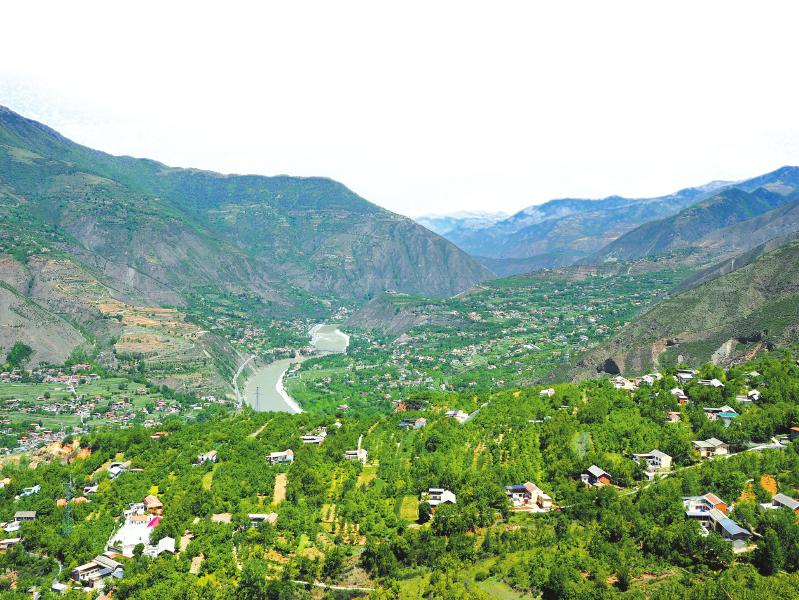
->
611, 369, 763, 428
0, 365, 100, 385
683, 492, 750, 547
0, 422, 85, 455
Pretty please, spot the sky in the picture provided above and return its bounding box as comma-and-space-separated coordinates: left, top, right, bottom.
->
2, 1, 799, 218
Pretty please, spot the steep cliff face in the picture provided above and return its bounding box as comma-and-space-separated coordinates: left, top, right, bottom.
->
0, 106, 492, 305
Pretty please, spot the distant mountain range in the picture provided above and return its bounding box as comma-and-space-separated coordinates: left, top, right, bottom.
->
431, 182, 732, 269
415, 211, 508, 236
0, 106, 490, 379
424, 168, 799, 275
591, 168, 799, 263
567, 237, 799, 379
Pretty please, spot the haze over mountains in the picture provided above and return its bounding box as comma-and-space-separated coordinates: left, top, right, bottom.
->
414, 211, 508, 237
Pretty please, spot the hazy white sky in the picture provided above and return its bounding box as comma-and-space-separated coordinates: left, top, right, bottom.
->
2, 1, 798, 217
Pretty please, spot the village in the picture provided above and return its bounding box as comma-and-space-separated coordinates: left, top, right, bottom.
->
1, 347, 799, 597
286, 269, 689, 413
0, 365, 232, 456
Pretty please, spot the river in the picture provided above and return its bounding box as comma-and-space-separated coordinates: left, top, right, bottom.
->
243, 324, 349, 413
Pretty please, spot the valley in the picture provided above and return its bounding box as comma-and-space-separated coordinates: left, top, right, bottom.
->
2, 108, 799, 600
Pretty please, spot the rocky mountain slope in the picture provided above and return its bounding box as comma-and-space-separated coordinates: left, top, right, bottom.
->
0, 106, 491, 304
568, 238, 799, 378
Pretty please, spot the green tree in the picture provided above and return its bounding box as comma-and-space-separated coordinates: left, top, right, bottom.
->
5, 342, 33, 368
238, 559, 269, 600
418, 501, 432, 524
755, 528, 785, 575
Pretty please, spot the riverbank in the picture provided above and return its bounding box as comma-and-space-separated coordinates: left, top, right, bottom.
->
243, 324, 348, 413
275, 364, 303, 414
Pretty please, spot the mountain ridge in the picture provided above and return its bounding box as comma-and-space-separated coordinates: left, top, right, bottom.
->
590, 171, 799, 263
437, 181, 735, 271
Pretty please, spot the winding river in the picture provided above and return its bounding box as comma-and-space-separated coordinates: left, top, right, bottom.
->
243, 324, 349, 413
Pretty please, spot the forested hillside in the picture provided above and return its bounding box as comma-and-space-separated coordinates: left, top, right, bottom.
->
2, 349, 799, 598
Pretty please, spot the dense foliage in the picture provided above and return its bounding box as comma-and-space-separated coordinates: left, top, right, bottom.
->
2, 349, 799, 598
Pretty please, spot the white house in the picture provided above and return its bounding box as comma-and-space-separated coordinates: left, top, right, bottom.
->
143, 536, 176, 558
444, 410, 469, 424
197, 450, 218, 464
632, 449, 672, 472
71, 554, 124, 586
771, 493, 799, 513
108, 461, 130, 479
613, 376, 637, 392
423, 488, 456, 506
343, 448, 368, 464
641, 373, 662, 385
249, 513, 278, 526
697, 378, 725, 388
268, 449, 294, 464
15, 485, 41, 500
302, 427, 327, 444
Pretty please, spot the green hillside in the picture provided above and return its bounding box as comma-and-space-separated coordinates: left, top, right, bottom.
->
0, 106, 492, 383
3, 348, 799, 598
570, 239, 799, 377
0, 106, 491, 303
